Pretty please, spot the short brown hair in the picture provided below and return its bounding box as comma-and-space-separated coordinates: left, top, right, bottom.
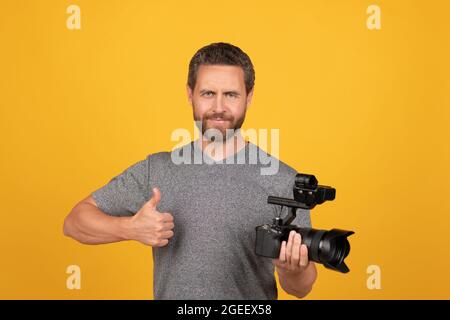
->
187, 42, 255, 95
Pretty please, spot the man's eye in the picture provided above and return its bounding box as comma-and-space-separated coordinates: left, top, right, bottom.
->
227, 93, 238, 98
203, 92, 214, 97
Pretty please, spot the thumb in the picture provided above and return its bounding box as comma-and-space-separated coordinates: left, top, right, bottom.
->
146, 187, 161, 209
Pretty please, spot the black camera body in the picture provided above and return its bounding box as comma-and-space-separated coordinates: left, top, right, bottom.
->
255, 173, 354, 273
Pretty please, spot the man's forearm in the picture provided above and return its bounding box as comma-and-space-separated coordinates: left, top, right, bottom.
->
63, 202, 131, 244
277, 262, 317, 298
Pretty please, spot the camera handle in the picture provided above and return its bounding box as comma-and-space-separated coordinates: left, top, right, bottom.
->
268, 195, 310, 227
273, 206, 297, 227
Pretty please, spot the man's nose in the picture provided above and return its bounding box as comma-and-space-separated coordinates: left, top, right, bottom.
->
212, 93, 226, 113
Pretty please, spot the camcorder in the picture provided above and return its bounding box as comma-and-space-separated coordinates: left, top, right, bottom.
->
255, 173, 354, 273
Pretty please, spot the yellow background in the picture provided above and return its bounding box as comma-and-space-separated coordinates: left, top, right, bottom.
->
0, 0, 449, 299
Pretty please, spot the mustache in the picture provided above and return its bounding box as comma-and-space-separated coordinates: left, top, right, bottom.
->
205, 113, 233, 121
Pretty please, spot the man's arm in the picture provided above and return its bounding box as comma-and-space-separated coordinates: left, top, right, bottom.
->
63, 188, 175, 246
63, 195, 131, 244
277, 261, 317, 298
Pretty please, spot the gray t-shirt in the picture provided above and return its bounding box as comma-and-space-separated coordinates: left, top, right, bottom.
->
92, 140, 311, 299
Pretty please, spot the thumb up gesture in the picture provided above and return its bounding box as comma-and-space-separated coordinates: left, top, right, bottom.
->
125, 187, 174, 247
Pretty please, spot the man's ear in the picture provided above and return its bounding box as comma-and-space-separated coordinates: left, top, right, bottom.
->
246, 88, 254, 109
186, 84, 193, 105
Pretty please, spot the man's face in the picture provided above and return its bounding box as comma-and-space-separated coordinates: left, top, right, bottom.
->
187, 65, 253, 141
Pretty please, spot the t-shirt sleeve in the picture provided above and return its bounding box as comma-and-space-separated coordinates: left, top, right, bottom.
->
91, 157, 149, 217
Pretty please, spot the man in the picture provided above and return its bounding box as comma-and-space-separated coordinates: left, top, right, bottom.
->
63, 42, 317, 299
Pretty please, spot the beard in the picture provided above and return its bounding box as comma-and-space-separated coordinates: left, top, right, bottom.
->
193, 106, 246, 142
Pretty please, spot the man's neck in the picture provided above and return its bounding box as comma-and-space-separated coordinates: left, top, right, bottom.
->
197, 132, 247, 161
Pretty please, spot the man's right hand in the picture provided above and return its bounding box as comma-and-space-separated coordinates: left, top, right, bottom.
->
124, 187, 174, 247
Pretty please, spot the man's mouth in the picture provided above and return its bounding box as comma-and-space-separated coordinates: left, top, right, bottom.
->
208, 118, 228, 122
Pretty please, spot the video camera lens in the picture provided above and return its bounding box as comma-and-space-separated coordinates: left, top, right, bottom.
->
298, 228, 354, 273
